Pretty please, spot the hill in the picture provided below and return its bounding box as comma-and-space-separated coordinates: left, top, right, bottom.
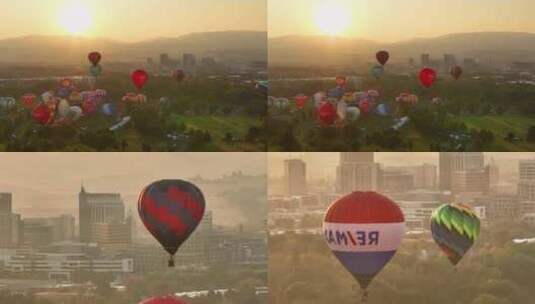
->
269, 32, 535, 66
0, 31, 267, 65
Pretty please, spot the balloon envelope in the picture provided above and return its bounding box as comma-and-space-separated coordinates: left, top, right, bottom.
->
132, 69, 149, 90
430, 203, 480, 266
90, 65, 102, 77
138, 180, 206, 264
324, 192, 404, 290
450, 65, 463, 80
376, 51, 390, 66
419, 68, 437, 88
102, 103, 116, 116
140, 296, 189, 304
336, 76, 347, 87
371, 65, 384, 79
174, 69, 185, 82
21, 94, 36, 109
32, 104, 51, 125
317, 102, 337, 126
88, 52, 102, 66
295, 94, 308, 109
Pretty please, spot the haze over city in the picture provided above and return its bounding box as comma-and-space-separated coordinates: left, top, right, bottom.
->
0, 153, 266, 225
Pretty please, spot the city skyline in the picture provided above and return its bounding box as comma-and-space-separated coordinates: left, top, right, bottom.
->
0, 153, 266, 222
1, 0, 267, 41
268, 152, 535, 180
269, 0, 535, 41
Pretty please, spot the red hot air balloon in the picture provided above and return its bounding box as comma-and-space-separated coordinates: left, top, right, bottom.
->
317, 102, 337, 126
419, 68, 437, 88
88, 52, 102, 66
336, 76, 347, 88
450, 65, 463, 80
21, 94, 36, 109
132, 69, 149, 90
138, 180, 205, 267
376, 50, 390, 66
324, 192, 405, 302
32, 104, 52, 125
140, 296, 189, 304
173, 69, 185, 82
295, 94, 309, 109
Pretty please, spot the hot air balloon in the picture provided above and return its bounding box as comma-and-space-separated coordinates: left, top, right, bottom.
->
68, 106, 83, 121
358, 99, 372, 115
328, 87, 345, 99
138, 180, 206, 267
139, 296, 189, 304
336, 76, 347, 88
60, 78, 73, 88
324, 192, 405, 302
376, 50, 390, 66
82, 99, 98, 115
132, 69, 149, 90
88, 52, 102, 66
32, 104, 52, 125
57, 87, 71, 99
430, 203, 480, 266
317, 102, 337, 126
102, 103, 116, 116
57, 99, 71, 118
450, 65, 463, 80
173, 69, 185, 82
295, 94, 308, 109
371, 65, 384, 80
337, 101, 348, 121
0, 97, 16, 111
376, 103, 390, 116
90, 65, 103, 78
21, 94, 36, 109
346, 106, 361, 121
396, 93, 419, 106
419, 68, 437, 88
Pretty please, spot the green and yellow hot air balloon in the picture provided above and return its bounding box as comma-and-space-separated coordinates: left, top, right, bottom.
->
430, 203, 480, 266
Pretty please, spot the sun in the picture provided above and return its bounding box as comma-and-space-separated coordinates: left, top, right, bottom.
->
59, 3, 92, 35
314, 3, 350, 36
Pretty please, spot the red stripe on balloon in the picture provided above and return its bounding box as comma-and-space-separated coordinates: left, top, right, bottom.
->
325, 191, 404, 224
166, 186, 204, 221
140, 195, 187, 235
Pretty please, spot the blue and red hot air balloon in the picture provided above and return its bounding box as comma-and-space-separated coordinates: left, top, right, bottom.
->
138, 180, 206, 267
323, 191, 405, 302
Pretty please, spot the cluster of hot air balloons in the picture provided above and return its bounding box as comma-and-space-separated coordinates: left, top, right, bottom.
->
323, 192, 480, 302
18, 79, 112, 126
140, 296, 189, 304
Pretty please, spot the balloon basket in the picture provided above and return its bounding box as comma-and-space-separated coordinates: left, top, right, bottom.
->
361, 290, 369, 303
168, 256, 175, 267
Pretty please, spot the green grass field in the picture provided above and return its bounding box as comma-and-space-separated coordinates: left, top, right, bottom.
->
451, 115, 535, 151
172, 115, 264, 151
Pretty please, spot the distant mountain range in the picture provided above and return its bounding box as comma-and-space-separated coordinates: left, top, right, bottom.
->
269, 32, 535, 66
0, 31, 267, 65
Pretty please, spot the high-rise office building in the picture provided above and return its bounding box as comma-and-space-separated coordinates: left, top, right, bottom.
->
439, 152, 486, 192
518, 160, 535, 200
79, 185, 130, 245
336, 153, 379, 194
0, 193, 21, 248
284, 159, 307, 196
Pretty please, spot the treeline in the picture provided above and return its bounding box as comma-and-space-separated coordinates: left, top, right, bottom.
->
269, 221, 535, 304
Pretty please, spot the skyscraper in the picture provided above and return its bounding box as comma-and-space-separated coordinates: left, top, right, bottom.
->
336, 153, 379, 194
518, 160, 535, 200
0, 193, 21, 248
79, 185, 130, 245
439, 152, 490, 193
439, 152, 485, 192
284, 159, 307, 196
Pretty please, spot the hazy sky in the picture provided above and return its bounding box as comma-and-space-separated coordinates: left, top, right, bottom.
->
268, 152, 535, 180
269, 0, 535, 41
0, 0, 266, 41
0, 153, 265, 222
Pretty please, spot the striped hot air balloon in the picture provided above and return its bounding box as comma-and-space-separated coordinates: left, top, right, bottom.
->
138, 180, 206, 267
323, 191, 405, 301
430, 203, 480, 266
